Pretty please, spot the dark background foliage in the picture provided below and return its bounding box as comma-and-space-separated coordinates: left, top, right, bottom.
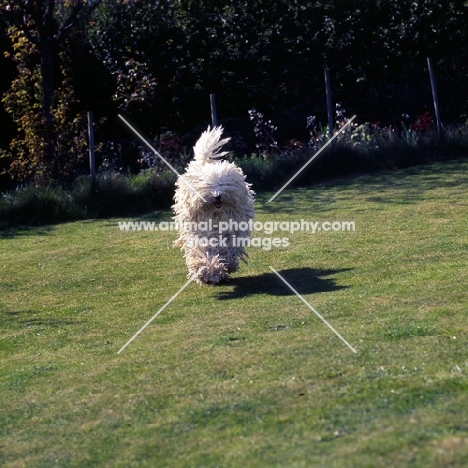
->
0, 0, 467, 190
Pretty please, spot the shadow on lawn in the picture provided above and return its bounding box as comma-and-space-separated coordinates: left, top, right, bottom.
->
0, 225, 54, 239
3, 310, 85, 327
216, 267, 351, 300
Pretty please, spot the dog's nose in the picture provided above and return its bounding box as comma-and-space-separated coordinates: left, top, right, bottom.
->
214, 194, 221, 202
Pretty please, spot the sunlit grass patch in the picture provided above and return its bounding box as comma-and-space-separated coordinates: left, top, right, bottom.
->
1, 160, 467, 467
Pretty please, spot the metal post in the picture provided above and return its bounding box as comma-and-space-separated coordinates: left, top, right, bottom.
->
210, 93, 218, 128
87, 111, 96, 186
324, 68, 334, 139
427, 58, 443, 140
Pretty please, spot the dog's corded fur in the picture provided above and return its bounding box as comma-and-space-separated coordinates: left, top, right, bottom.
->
173, 126, 255, 284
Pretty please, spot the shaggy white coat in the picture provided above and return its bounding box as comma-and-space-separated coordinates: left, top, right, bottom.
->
173, 126, 255, 283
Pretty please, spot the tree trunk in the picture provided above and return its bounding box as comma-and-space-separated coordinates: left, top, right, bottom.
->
39, 34, 58, 182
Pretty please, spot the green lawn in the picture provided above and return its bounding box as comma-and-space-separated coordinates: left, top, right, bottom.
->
1, 160, 467, 467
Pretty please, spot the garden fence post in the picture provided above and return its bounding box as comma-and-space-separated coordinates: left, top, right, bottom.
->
210, 93, 218, 128
87, 111, 96, 186
427, 58, 443, 140
324, 68, 334, 139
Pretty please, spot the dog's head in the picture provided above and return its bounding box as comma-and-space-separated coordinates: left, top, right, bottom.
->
174, 160, 254, 224
199, 161, 251, 212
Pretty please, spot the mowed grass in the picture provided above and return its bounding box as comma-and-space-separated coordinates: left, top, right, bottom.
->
1, 160, 467, 467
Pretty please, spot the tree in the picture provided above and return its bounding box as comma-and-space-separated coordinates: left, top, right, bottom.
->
0, 0, 102, 184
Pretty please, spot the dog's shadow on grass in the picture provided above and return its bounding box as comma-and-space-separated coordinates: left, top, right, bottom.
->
215, 267, 351, 300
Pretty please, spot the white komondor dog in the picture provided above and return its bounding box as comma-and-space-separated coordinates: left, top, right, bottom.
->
173, 126, 255, 284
